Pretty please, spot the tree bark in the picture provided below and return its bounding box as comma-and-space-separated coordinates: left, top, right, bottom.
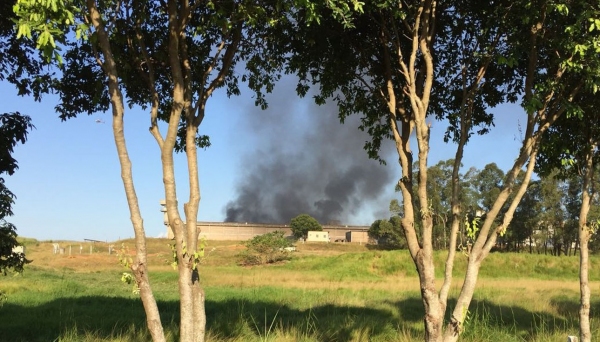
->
185, 122, 206, 341
578, 140, 595, 342
164, 3, 194, 339
86, 1, 165, 341
443, 145, 539, 342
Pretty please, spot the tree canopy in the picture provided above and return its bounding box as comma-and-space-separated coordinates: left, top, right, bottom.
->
275, 0, 600, 340
12, 0, 293, 341
290, 213, 322, 239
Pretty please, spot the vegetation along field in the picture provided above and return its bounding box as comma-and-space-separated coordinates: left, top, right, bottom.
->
0, 238, 598, 342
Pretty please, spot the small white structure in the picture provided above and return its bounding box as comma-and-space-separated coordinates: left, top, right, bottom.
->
306, 231, 329, 242
160, 199, 176, 239
52, 243, 60, 254
12, 245, 25, 254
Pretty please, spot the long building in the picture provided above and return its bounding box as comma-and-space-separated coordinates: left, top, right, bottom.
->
166, 221, 371, 243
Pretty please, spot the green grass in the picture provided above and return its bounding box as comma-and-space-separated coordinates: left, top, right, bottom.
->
0, 241, 598, 341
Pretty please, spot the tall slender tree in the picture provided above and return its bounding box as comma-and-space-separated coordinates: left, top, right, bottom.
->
12, 0, 298, 340
13, 0, 363, 340
537, 89, 600, 342
280, 1, 600, 340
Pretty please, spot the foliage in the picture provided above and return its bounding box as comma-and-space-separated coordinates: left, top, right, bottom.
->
275, 0, 600, 339
117, 244, 139, 294
0, 112, 34, 177
11, 0, 600, 340
368, 217, 406, 249
0, 112, 33, 275
0, 0, 53, 100
237, 231, 294, 266
0, 1, 41, 278
470, 163, 505, 213
508, 180, 542, 252
0, 222, 28, 275
290, 214, 322, 239
12, 0, 300, 340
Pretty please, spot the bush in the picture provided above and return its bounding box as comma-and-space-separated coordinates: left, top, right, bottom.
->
237, 231, 294, 266
368, 216, 407, 249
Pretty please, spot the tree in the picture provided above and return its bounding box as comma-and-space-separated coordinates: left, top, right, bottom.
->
537, 89, 600, 341
510, 179, 542, 252
518, 185, 540, 253
290, 213, 322, 240
1, 1, 42, 276
237, 231, 294, 266
280, 1, 600, 341
0, 112, 33, 275
368, 216, 407, 249
12, 0, 363, 339
539, 171, 569, 255
471, 163, 505, 213
12, 0, 294, 341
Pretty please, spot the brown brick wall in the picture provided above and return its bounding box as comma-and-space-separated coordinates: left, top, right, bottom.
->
166, 222, 370, 242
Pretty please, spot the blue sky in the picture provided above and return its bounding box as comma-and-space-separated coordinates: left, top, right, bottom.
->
2, 77, 525, 242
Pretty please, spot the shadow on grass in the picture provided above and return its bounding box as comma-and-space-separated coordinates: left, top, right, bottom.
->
1, 294, 589, 341
390, 296, 581, 340
550, 296, 600, 318
0, 296, 401, 342
364, 244, 403, 251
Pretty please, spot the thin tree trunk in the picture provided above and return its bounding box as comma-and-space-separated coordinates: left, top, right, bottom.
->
163, 1, 196, 340
444, 143, 539, 342
185, 122, 206, 341
86, 1, 165, 341
580, 234, 591, 342
578, 141, 595, 342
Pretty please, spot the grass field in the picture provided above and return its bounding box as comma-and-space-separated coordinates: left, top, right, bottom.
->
0, 238, 598, 341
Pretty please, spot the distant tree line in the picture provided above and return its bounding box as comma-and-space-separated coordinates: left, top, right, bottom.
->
370, 159, 600, 256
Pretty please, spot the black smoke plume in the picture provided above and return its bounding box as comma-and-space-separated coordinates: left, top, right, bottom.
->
224, 81, 395, 225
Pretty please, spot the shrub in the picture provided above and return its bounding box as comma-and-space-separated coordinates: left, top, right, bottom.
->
368, 216, 407, 249
237, 231, 294, 266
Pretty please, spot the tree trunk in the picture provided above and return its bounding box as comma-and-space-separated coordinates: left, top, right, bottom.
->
579, 231, 591, 342
578, 141, 595, 342
86, 1, 165, 341
443, 257, 481, 341
443, 139, 539, 342
185, 123, 206, 341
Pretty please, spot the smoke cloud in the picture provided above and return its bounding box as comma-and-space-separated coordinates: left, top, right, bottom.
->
224, 79, 396, 225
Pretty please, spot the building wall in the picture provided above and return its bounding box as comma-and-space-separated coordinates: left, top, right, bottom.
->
198, 222, 292, 241
346, 231, 370, 244
307, 231, 329, 242
166, 222, 370, 242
